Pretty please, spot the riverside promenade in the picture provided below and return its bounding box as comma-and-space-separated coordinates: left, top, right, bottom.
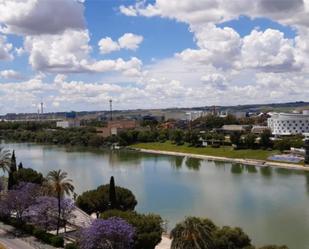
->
136, 148, 309, 171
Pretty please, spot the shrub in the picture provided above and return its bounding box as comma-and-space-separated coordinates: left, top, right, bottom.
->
50, 236, 64, 247
65, 243, 78, 249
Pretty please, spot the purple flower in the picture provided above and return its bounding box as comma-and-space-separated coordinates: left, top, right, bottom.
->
79, 217, 135, 249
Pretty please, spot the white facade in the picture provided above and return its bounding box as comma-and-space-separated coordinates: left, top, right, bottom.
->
267, 112, 309, 135
56, 120, 80, 128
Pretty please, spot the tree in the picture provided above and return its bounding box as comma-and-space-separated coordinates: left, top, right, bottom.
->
79, 217, 135, 249
102, 210, 163, 249
18, 162, 23, 170
13, 168, 44, 185
170, 130, 184, 145
260, 130, 272, 148
1, 182, 40, 222
171, 217, 214, 249
230, 132, 242, 148
8, 150, 17, 190
46, 170, 74, 235
0, 148, 11, 173
77, 184, 137, 216
213, 226, 251, 249
109, 176, 116, 209
243, 133, 256, 149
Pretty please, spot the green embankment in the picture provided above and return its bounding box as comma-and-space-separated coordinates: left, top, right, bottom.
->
131, 142, 278, 161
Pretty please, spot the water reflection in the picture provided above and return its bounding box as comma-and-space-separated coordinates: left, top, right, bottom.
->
169, 156, 184, 169
260, 166, 272, 177
245, 165, 258, 173
185, 157, 202, 171
231, 163, 243, 174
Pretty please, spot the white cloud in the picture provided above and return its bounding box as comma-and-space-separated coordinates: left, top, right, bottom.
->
24, 29, 143, 75
0, 35, 14, 60
98, 37, 120, 54
0, 0, 85, 35
118, 33, 143, 50
98, 33, 143, 54
239, 29, 297, 72
0, 70, 23, 80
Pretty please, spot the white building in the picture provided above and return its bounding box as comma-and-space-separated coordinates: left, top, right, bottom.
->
56, 120, 80, 128
267, 111, 309, 135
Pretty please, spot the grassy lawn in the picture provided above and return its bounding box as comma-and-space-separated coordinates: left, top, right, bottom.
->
131, 142, 279, 161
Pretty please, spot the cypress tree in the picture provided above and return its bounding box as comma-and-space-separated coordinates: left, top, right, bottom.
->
109, 176, 117, 209
8, 150, 17, 190
18, 162, 23, 170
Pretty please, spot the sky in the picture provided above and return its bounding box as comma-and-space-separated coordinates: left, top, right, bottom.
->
0, 0, 309, 114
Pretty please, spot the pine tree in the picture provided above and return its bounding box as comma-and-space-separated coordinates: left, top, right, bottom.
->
109, 176, 117, 209
8, 150, 17, 190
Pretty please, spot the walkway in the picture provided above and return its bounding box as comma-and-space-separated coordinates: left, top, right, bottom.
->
0, 229, 35, 249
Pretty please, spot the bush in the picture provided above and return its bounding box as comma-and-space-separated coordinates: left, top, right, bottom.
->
65, 243, 78, 249
50, 236, 64, 247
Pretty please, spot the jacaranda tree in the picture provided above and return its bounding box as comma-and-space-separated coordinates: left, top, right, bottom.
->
79, 217, 135, 249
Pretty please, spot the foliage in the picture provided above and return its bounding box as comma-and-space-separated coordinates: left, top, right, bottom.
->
170, 129, 185, 145
13, 168, 45, 185
273, 138, 304, 152
0, 182, 41, 222
8, 150, 17, 190
260, 130, 272, 148
213, 226, 251, 249
77, 184, 137, 215
0, 147, 11, 173
171, 217, 214, 249
230, 132, 242, 147
79, 217, 135, 249
109, 176, 117, 209
243, 133, 257, 149
46, 170, 74, 235
101, 210, 163, 249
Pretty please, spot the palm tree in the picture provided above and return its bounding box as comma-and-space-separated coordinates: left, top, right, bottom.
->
171, 217, 214, 249
46, 170, 74, 235
0, 148, 11, 173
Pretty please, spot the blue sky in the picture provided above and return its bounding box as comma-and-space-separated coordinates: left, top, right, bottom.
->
0, 0, 308, 114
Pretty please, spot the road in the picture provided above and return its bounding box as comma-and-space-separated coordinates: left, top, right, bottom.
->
0, 229, 35, 249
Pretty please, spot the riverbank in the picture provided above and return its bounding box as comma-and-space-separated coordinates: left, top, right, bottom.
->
131, 143, 309, 171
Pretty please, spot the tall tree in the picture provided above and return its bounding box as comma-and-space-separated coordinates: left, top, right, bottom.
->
171, 217, 214, 249
109, 176, 117, 209
18, 162, 23, 170
0, 148, 11, 174
46, 170, 74, 235
8, 150, 17, 190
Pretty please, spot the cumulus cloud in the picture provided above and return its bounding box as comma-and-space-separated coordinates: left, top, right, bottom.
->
23, 29, 143, 75
0, 35, 13, 60
0, 70, 23, 80
98, 33, 143, 54
0, 0, 85, 35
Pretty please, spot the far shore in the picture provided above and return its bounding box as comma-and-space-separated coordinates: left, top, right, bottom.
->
132, 148, 309, 172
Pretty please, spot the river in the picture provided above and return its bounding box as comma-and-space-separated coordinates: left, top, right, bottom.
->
1, 142, 309, 249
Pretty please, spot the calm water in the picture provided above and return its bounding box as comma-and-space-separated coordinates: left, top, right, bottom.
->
2, 142, 309, 249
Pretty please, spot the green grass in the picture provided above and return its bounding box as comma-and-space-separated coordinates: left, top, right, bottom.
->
131, 142, 279, 161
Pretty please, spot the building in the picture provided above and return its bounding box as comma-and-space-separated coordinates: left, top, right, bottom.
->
96, 119, 139, 138
56, 120, 80, 128
251, 126, 270, 134
267, 111, 309, 135
221, 125, 251, 133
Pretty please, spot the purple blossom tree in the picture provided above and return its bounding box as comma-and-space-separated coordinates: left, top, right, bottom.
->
25, 197, 76, 232
2, 182, 40, 222
24, 196, 58, 231
79, 217, 135, 249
